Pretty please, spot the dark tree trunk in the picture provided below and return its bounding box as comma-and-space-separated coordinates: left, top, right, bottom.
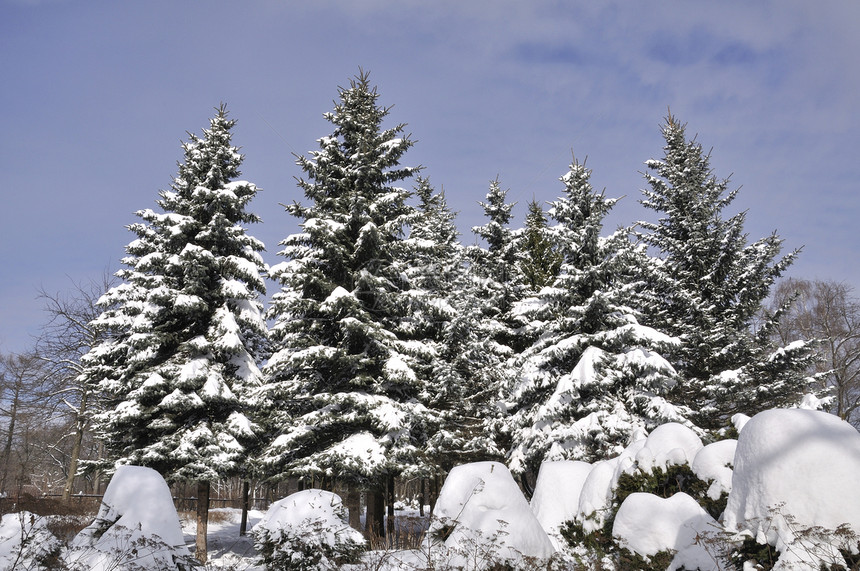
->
195, 480, 210, 563
239, 480, 250, 536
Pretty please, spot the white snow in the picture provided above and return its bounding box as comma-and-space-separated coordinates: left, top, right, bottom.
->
691, 439, 736, 500
723, 408, 860, 569
252, 489, 365, 569
428, 462, 555, 565
0, 512, 61, 570
530, 460, 593, 549
67, 465, 194, 570
612, 492, 720, 570
633, 422, 703, 473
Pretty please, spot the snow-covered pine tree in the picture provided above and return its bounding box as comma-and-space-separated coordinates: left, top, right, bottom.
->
260, 72, 435, 538
400, 178, 505, 472
637, 115, 815, 428
468, 178, 529, 353
81, 105, 267, 563
507, 157, 693, 481
519, 199, 562, 293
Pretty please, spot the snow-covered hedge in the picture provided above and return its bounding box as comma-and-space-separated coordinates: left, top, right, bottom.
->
533, 409, 860, 570
252, 489, 365, 571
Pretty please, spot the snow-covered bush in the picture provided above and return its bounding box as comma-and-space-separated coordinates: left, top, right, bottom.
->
252, 489, 365, 571
66, 465, 196, 571
427, 462, 555, 568
559, 423, 726, 568
530, 460, 593, 549
0, 511, 63, 570
612, 492, 721, 571
723, 408, 860, 570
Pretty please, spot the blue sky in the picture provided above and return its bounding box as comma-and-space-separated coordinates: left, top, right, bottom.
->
2, 0, 858, 353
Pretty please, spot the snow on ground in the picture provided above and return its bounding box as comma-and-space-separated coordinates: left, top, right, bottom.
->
181, 508, 263, 570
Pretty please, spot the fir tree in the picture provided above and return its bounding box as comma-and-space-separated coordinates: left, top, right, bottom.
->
468, 178, 528, 352
507, 158, 692, 480
81, 105, 267, 563
637, 114, 815, 428
519, 199, 562, 293
260, 72, 435, 537
404, 178, 506, 471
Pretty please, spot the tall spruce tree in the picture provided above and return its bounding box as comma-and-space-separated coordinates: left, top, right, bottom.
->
637, 115, 814, 428
260, 72, 435, 538
404, 178, 505, 471
519, 199, 562, 293
507, 158, 692, 480
468, 178, 528, 352
81, 106, 267, 563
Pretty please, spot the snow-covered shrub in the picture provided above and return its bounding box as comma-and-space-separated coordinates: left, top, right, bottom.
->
427, 462, 555, 568
723, 408, 860, 570
612, 492, 721, 571
0, 511, 63, 570
66, 465, 196, 571
559, 422, 728, 568
530, 460, 593, 550
252, 489, 365, 571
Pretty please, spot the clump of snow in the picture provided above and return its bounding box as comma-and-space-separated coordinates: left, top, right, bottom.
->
691, 439, 736, 501
633, 422, 703, 473
531, 460, 593, 549
723, 408, 860, 569
428, 462, 555, 565
576, 456, 623, 533
67, 465, 195, 570
0, 512, 61, 570
731, 412, 751, 433
612, 492, 720, 571
252, 489, 365, 570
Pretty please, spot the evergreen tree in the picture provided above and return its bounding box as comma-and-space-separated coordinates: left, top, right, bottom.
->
260, 72, 435, 537
81, 106, 267, 563
507, 158, 692, 480
404, 178, 505, 471
637, 114, 814, 428
468, 178, 528, 352
519, 199, 562, 293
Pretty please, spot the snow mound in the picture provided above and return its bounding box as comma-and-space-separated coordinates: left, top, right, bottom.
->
576, 456, 622, 533
531, 460, 593, 549
429, 461, 555, 565
0, 511, 61, 570
68, 465, 195, 570
634, 422, 703, 473
691, 439, 736, 501
252, 489, 365, 569
723, 408, 860, 569
613, 492, 720, 571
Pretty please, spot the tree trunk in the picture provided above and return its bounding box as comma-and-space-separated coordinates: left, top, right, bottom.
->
364, 488, 385, 544
419, 478, 425, 517
195, 480, 210, 563
0, 385, 21, 494
386, 474, 395, 546
62, 388, 88, 502
346, 484, 361, 531
239, 480, 250, 536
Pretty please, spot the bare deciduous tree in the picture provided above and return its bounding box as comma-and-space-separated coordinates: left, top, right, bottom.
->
0, 351, 55, 495
771, 278, 860, 426
36, 273, 115, 500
